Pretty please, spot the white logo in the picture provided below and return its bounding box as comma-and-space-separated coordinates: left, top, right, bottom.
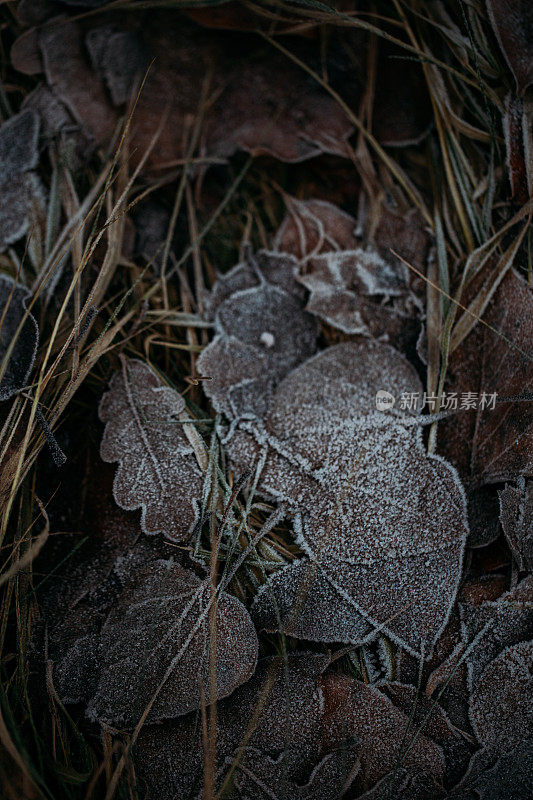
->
375, 390, 395, 411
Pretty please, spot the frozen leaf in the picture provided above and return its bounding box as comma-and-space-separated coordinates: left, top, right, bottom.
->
487, 0, 533, 94
273, 198, 359, 260
197, 250, 318, 418
0, 108, 39, 176
498, 477, 533, 570
87, 559, 258, 726
134, 654, 359, 800
460, 576, 533, 690
453, 740, 533, 800
233, 341, 469, 657
252, 558, 373, 644
297, 248, 410, 336
99, 358, 203, 540
470, 641, 532, 753
503, 94, 531, 203
230, 747, 356, 799
0, 110, 44, 251
0, 274, 39, 401
320, 673, 445, 789
439, 269, 533, 484
383, 683, 471, 786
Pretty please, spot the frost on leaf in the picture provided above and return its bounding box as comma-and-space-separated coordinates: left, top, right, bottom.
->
99, 358, 203, 540
469, 641, 532, 754
230, 340, 469, 658
0, 109, 44, 251
487, 0, 533, 94
298, 248, 409, 336
0, 274, 39, 401
87, 559, 258, 726
439, 269, 533, 484
197, 250, 318, 418
134, 654, 360, 800
498, 478, 533, 570
320, 673, 445, 790
460, 576, 533, 689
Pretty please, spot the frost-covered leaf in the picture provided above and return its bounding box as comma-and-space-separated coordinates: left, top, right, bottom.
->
439, 269, 533, 484
231, 340, 468, 658
0, 274, 39, 401
134, 654, 359, 800
487, 0, 533, 94
87, 559, 258, 726
470, 641, 532, 753
0, 109, 44, 251
297, 248, 409, 336
453, 740, 533, 800
320, 673, 445, 790
197, 250, 318, 418
498, 478, 533, 570
99, 358, 203, 540
460, 576, 533, 690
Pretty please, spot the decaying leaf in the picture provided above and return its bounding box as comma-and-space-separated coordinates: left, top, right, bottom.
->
197, 250, 318, 418
11, 15, 355, 171
0, 274, 39, 401
439, 269, 533, 485
273, 197, 359, 260
87, 559, 258, 726
498, 477, 533, 570
487, 0, 533, 94
99, 358, 204, 540
0, 109, 44, 251
224, 340, 469, 658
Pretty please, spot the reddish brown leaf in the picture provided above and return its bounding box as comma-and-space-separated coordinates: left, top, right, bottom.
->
487, 0, 533, 94
438, 269, 533, 485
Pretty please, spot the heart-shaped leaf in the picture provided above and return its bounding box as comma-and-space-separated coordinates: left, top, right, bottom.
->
87, 559, 258, 726
225, 340, 468, 657
99, 358, 204, 540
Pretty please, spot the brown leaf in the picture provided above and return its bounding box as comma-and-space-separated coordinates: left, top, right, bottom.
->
273, 198, 359, 259
320, 673, 445, 790
99, 359, 204, 541
498, 477, 533, 570
487, 0, 533, 94
438, 269, 533, 485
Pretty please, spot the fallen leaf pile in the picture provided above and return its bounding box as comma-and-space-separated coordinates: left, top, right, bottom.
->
2, 3, 531, 798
